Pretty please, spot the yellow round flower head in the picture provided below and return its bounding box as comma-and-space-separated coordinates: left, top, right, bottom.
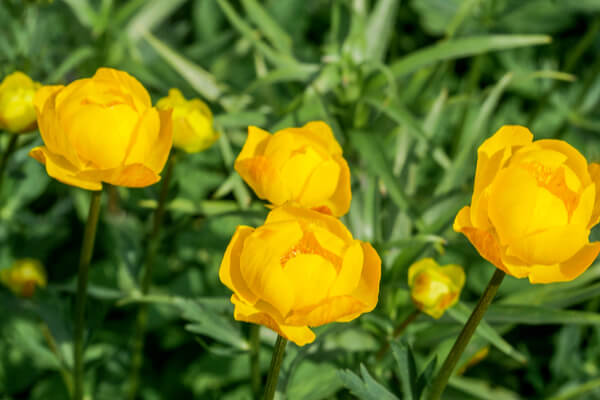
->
219, 205, 381, 346
408, 258, 465, 319
1, 258, 47, 297
0, 71, 41, 133
29, 67, 173, 190
156, 88, 219, 153
454, 125, 600, 283
234, 121, 352, 217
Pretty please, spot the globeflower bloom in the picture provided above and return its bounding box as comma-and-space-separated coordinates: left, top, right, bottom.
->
234, 121, 351, 217
29, 68, 172, 190
408, 258, 465, 319
454, 125, 600, 283
0, 71, 41, 133
156, 88, 219, 153
219, 205, 381, 346
0, 258, 47, 297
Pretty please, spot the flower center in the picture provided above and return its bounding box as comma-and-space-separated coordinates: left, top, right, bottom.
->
280, 231, 342, 271
522, 161, 578, 216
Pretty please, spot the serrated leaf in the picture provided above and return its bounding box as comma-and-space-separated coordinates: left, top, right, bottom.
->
391, 341, 417, 400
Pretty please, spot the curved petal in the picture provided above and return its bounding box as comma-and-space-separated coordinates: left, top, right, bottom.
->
329, 242, 363, 297
527, 242, 600, 283
219, 226, 258, 304
537, 139, 592, 187
265, 205, 354, 244
301, 121, 343, 155
93, 68, 151, 111
237, 126, 271, 160
284, 254, 337, 309
407, 258, 438, 287
297, 158, 341, 211
103, 164, 160, 188
235, 156, 290, 205
588, 162, 600, 227
478, 125, 533, 158
281, 146, 325, 199
508, 224, 588, 265
231, 295, 315, 346
285, 295, 368, 327
29, 146, 101, 190
124, 108, 172, 174
33, 85, 63, 115
350, 242, 381, 311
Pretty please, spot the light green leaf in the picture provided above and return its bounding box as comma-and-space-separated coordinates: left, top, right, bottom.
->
485, 305, 600, 325
365, 0, 399, 61
126, 0, 187, 41
240, 0, 293, 55
447, 303, 527, 364
144, 33, 222, 101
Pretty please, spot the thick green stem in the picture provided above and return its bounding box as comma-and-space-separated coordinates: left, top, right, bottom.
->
73, 190, 102, 400
263, 335, 288, 400
427, 269, 505, 400
250, 325, 261, 399
127, 155, 176, 400
376, 309, 420, 360
0, 134, 19, 198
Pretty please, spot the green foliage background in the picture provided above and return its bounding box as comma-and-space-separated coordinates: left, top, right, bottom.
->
1, 0, 600, 399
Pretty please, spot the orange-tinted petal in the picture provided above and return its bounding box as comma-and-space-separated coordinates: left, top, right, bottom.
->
231, 295, 315, 346
219, 226, 258, 304
29, 146, 101, 190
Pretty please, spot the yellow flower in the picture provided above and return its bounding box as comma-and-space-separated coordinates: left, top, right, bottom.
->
234, 121, 351, 217
156, 88, 219, 153
1, 258, 47, 297
408, 258, 465, 319
29, 68, 173, 190
219, 205, 381, 346
454, 125, 600, 283
0, 71, 41, 133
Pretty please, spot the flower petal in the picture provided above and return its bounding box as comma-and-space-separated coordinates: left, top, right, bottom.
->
219, 226, 258, 304
29, 146, 101, 190
231, 295, 315, 346
284, 254, 337, 309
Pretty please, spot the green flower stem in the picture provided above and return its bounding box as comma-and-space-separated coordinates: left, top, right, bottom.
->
250, 325, 262, 399
73, 189, 102, 400
0, 134, 19, 198
127, 154, 176, 400
263, 335, 288, 400
427, 269, 505, 400
375, 309, 421, 360
42, 323, 74, 396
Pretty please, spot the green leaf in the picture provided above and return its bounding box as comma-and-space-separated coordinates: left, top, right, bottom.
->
485, 304, 600, 325
365, 0, 400, 61
436, 72, 513, 194
449, 375, 521, 400
61, 0, 98, 29
216, 0, 297, 68
126, 0, 187, 41
447, 303, 527, 364
46, 46, 95, 84
350, 131, 410, 210
338, 364, 399, 400
144, 33, 222, 101
240, 0, 293, 55
391, 341, 417, 400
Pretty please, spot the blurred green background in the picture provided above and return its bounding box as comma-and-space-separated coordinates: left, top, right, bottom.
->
1, 0, 600, 399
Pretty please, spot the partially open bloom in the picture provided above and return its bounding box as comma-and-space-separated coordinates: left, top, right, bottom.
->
219, 205, 380, 346
0, 71, 41, 133
454, 125, 600, 283
1, 258, 47, 297
29, 67, 172, 190
156, 88, 218, 153
234, 121, 351, 217
408, 258, 465, 319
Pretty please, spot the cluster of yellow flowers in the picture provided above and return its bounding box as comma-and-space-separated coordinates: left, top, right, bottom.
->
0, 67, 219, 295
221, 121, 381, 346
2, 67, 600, 353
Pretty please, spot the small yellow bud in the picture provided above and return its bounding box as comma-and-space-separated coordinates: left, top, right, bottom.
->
0, 258, 47, 297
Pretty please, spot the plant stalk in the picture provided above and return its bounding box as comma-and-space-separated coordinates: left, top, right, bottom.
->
127, 154, 176, 400
427, 269, 505, 400
0, 134, 19, 198
73, 190, 102, 400
376, 309, 420, 360
263, 335, 288, 400
250, 325, 262, 399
